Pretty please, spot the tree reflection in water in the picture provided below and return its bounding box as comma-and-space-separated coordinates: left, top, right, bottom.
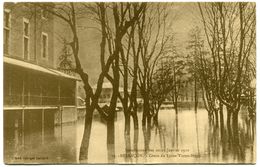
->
118, 109, 255, 164
124, 132, 132, 163
205, 110, 255, 163
5, 108, 254, 163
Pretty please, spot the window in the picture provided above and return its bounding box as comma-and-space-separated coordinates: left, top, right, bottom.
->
23, 18, 29, 60
41, 32, 48, 59
4, 9, 11, 54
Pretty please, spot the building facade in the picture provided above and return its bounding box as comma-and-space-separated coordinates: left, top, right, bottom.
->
4, 3, 79, 162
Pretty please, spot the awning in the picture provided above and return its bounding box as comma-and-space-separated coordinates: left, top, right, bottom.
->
4, 56, 80, 81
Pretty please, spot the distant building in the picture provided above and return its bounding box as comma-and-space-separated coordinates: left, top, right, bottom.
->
175, 79, 204, 109
93, 82, 124, 104
163, 76, 204, 109
3, 3, 79, 157
92, 82, 143, 111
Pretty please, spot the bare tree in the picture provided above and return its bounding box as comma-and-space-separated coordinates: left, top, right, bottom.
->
95, 3, 147, 162
38, 3, 99, 161
198, 2, 256, 145
117, 5, 146, 135
86, 3, 146, 163
150, 59, 173, 126
186, 27, 202, 114
135, 4, 169, 127
163, 40, 186, 148
187, 26, 221, 123
39, 2, 146, 162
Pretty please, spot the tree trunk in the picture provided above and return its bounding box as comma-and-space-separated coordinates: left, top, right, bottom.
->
153, 110, 159, 126
124, 112, 131, 135
173, 83, 178, 115
174, 100, 178, 115
107, 84, 118, 163
142, 96, 149, 127
194, 109, 200, 155
232, 110, 239, 144
214, 109, 219, 128
232, 109, 241, 159
131, 37, 139, 130
147, 113, 152, 128
219, 103, 225, 142
175, 105, 179, 149
107, 112, 115, 163
79, 96, 93, 162
123, 54, 130, 134
132, 111, 139, 130
133, 129, 139, 163
226, 107, 233, 144
107, 34, 120, 163
142, 124, 151, 153
124, 132, 132, 163
194, 78, 198, 113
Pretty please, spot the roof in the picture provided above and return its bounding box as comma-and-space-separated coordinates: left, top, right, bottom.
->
93, 82, 130, 92
93, 82, 113, 89
4, 56, 80, 81
100, 82, 113, 89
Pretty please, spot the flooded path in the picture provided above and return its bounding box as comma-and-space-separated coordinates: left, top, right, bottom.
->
78, 108, 255, 163
5, 108, 255, 164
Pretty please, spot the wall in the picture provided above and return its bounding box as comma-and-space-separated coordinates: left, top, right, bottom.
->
4, 2, 54, 68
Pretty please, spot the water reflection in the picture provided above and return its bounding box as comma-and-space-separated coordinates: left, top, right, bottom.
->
5, 108, 255, 164
5, 122, 78, 163
124, 133, 132, 163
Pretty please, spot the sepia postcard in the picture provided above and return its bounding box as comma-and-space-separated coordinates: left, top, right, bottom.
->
3, 1, 256, 164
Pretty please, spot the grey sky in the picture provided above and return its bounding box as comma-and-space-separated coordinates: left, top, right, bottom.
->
55, 3, 202, 85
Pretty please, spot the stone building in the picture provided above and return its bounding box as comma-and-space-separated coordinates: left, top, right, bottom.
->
3, 3, 79, 162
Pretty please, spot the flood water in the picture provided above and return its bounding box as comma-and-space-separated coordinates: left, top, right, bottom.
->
4, 108, 255, 164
